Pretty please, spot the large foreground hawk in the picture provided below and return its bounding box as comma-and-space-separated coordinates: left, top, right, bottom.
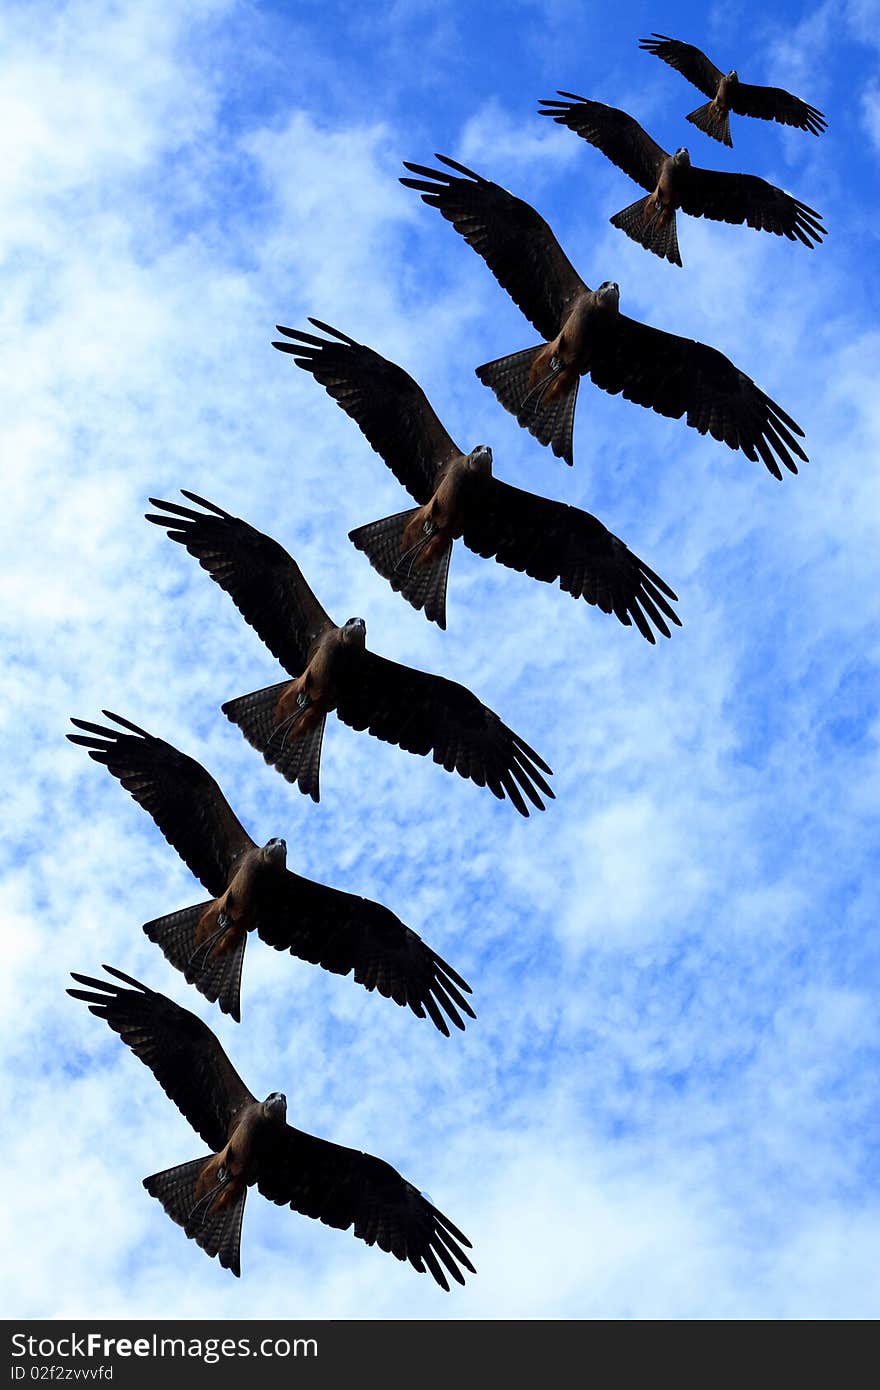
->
69, 966, 475, 1286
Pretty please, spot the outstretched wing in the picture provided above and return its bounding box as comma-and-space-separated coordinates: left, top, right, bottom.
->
460, 476, 680, 643
256, 1125, 475, 1291
273, 320, 461, 504
255, 872, 474, 1036
334, 650, 553, 817
401, 154, 586, 341
146, 492, 333, 676
638, 34, 723, 98
67, 712, 254, 897
592, 314, 809, 479
729, 81, 827, 135
680, 166, 825, 246
538, 94, 668, 191
67, 966, 254, 1151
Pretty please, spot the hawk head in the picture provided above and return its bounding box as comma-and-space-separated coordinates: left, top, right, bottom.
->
467, 445, 493, 476
263, 1092, 287, 1121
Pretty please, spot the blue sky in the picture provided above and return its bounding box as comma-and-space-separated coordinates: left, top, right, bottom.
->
2, 0, 879, 1318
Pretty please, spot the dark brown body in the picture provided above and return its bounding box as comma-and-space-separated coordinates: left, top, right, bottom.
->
686, 70, 739, 146
712, 71, 737, 119
529, 282, 620, 401
195, 841, 287, 960
645, 151, 687, 226
400, 447, 493, 567
146, 1089, 291, 1277
196, 1095, 287, 1211
274, 618, 366, 736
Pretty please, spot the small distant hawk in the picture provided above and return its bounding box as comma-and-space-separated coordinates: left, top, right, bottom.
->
639, 34, 827, 147
275, 319, 680, 639
539, 94, 826, 266
401, 155, 807, 474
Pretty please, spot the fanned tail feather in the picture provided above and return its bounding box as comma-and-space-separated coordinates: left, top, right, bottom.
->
349, 509, 453, 629
687, 100, 732, 147
610, 197, 681, 267
142, 903, 247, 1022
476, 346, 578, 466
143, 1157, 246, 1277
222, 682, 326, 802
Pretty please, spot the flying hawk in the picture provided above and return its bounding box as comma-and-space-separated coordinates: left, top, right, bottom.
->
639, 34, 827, 147
538, 94, 826, 266
400, 154, 808, 475
68, 965, 475, 1286
67, 712, 474, 1032
146, 492, 553, 816
273, 319, 680, 640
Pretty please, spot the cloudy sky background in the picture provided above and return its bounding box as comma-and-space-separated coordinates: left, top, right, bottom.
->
2, 0, 878, 1319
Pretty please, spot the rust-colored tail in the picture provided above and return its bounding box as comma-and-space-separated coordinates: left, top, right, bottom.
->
476, 346, 578, 466
349, 509, 452, 629
687, 100, 732, 147
222, 681, 326, 801
610, 196, 682, 267
143, 1157, 246, 1277
142, 902, 247, 1022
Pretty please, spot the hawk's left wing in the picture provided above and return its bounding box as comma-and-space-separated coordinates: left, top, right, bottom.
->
335, 651, 554, 817
460, 475, 680, 642
679, 166, 825, 246
256, 1125, 475, 1291
730, 81, 826, 135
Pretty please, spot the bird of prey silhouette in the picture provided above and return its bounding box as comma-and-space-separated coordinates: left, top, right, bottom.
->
146, 492, 553, 816
66, 712, 474, 1032
538, 94, 826, 266
273, 319, 681, 640
68, 966, 475, 1286
400, 155, 808, 475
639, 34, 827, 147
